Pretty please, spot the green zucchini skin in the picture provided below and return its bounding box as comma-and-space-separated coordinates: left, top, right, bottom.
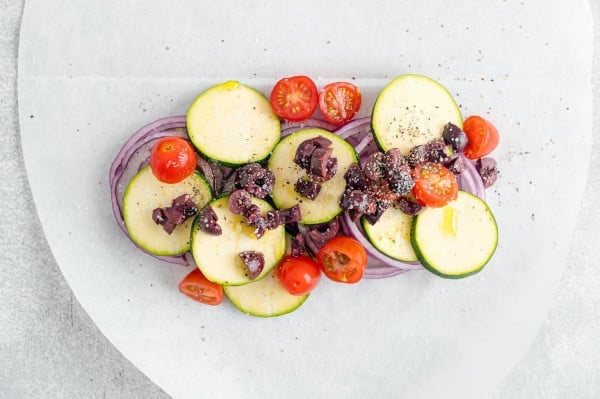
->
186, 81, 281, 167
371, 74, 463, 155
268, 128, 358, 225
190, 195, 286, 286
410, 191, 498, 279
123, 166, 212, 256
360, 206, 418, 263
224, 268, 309, 318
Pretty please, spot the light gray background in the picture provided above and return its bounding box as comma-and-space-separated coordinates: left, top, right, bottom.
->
1, 1, 598, 398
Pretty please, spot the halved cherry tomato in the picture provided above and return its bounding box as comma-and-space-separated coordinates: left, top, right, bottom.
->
269, 75, 319, 122
318, 82, 361, 126
316, 236, 367, 284
178, 268, 223, 306
150, 137, 197, 184
411, 162, 459, 208
276, 255, 321, 296
462, 115, 500, 159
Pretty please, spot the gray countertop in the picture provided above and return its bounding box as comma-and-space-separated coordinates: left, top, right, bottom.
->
1, 1, 599, 397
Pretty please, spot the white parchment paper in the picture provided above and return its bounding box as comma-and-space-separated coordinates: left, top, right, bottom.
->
18, 1, 592, 398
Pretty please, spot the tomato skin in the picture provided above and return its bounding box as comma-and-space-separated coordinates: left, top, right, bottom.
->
269, 75, 319, 122
411, 162, 459, 208
150, 137, 197, 184
178, 268, 223, 306
276, 255, 321, 296
318, 82, 362, 126
316, 236, 367, 284
462, 116, 500, 159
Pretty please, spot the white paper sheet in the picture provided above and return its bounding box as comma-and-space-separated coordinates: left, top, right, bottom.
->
18, 1, 593, 398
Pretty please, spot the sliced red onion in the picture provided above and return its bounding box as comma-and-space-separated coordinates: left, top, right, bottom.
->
353, 133, 373, 154
457, 152, 486, 200
109, 116, 194, 266
281, 118, 337, 137
363, 259, 414, 279
340, 211, 423, 271
334, 116, 371, 139
296, 224, 321, 256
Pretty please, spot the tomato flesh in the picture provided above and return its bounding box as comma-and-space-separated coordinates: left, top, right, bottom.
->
318, 82, 361, 126
316, 236, 367, 283
150, 137, 197, 184
270, 75, 318, 122
411, 162, 458, 208
276, 255, 321, 296
463, 115, 500, 159
178, 268, 223, 306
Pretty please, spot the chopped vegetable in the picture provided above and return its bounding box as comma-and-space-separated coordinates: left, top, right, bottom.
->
239, 251, 265, 280
234, 163, 275, 199
152, 194, 198, 235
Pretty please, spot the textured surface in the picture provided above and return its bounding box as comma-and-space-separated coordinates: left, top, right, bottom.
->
1, 2, 599, 399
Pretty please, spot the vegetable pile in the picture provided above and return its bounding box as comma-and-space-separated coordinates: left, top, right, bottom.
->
109, 74, 500, 316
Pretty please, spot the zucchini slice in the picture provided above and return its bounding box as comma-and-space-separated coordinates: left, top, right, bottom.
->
411, 191, 498, 278
224, 267, 308, 317
268, 128, 358, 225
361, 205, 417, 263
371, 74, 462, 155
123, 166, 212, 256
190, 196, 286, 286
186, 81, 281, 166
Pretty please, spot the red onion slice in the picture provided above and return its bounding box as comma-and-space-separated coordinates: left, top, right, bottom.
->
457, 153, 486, 200
109, 116, 194, 266
363, 260, 414, 279
340, 212, 423, 271
281, 118, 337, 137
333, 116, 371, 139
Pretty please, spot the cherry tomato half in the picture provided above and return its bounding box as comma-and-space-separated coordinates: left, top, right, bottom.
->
462, 115, 500, 159
150, 137, 197, 184
316, 236, 367, 284
318, 82, 362, 126
178, 268, 224, 306
276, 255, 321, 296
411, 162, 459, 208
269, 75, 319, 122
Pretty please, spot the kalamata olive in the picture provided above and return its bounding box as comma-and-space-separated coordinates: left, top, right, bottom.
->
238, 251, 265, 280
442, 122, 469, 152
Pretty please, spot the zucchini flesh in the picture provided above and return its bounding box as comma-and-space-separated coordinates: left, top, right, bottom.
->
190, 196, 285, 286
371, 74, 462, 155
224, 268, 308, 317
411, 191, 498, 278
123, 167, 212, 256
268, 128, 358, 225
361, 206, 417, 262
186, 81, 281, 166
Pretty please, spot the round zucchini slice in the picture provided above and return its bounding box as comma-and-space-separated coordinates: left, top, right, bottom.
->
224, 267, 308, 317
186, 81, 281, 166
190, 196, 286, 286
371, 74, 463, 155
123, 166, 212, 256
411, 191, 498, 278
268, 128, 358, 225
361, 205, 417, 263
